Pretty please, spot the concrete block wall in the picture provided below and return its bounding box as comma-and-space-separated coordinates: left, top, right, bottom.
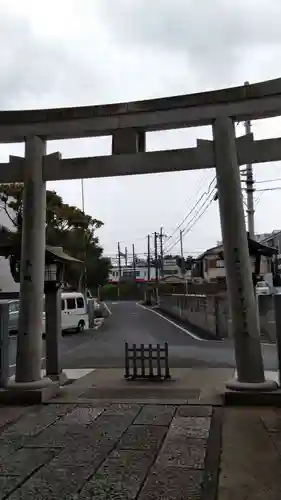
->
159, 293, 277, 342
257, 295, 276, 342
159, 293, 229, 339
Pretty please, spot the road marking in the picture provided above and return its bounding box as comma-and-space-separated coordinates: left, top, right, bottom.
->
104, 303, 112, 315
137, 303, 205, 341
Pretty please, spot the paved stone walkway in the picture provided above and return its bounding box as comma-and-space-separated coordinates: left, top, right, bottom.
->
0, 402, 221, 499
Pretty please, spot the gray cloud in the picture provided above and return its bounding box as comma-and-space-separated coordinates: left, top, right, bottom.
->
0, 1, 281, 257
97, 0, 281, 86
0, 8, 110, 110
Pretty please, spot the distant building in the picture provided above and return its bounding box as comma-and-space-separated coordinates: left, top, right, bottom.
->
108, 255, 184, 283
162, 257, 181, 277
108, 265, 157, 283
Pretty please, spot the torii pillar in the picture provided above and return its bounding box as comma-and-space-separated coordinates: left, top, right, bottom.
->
4, 137, 59, 403
213, 117, 277, 391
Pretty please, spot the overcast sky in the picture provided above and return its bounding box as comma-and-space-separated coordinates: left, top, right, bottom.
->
1, 0, 281, 263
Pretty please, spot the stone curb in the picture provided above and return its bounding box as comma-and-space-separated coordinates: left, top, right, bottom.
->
201, 407, 223, 500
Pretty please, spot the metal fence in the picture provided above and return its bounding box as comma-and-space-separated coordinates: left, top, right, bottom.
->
125, 342, 171, 380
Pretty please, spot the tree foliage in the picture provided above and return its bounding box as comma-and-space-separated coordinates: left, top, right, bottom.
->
0, 183, 111, 290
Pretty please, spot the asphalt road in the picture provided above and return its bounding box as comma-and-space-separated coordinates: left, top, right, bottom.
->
8, 301, 279, 372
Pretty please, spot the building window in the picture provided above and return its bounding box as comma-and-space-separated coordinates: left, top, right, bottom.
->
208, 259, 217, 269
123, 270, 141, 277
123, 270, 133, 277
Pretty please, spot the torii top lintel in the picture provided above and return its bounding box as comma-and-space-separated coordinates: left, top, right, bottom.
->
1, 78, 281, 143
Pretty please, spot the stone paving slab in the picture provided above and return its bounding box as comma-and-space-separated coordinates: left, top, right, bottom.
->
177, 405, 213, 418
134, 404, 176, 426
0, 407, 30, 431
79, 449, 156, 500
6, 464, 94, 500
117, 424, 168, 451
0, 402, 222, 500
138, 466, 203, 500
0, 447, 57, 477
102, 403, 141, 417
0, 404, 76, 438
170, 416, 211, 439
157, 435, 207, 469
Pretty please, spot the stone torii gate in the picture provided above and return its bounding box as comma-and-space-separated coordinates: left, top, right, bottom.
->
1, 78, 281, 400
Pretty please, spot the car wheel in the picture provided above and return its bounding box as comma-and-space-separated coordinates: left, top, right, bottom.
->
76, 320, 85, 333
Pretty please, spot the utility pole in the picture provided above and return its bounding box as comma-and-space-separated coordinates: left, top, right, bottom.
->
117, 242, 122, 298
154, 232, 158, 283
159, 226, 164, 278
244, 81, 255, 240
180, 229, 185, 277
147, 234, 151, 282
80, 178, 88, 299
125, 246, 128, 267
81, 179, 85, 213
132, 244, 136, 281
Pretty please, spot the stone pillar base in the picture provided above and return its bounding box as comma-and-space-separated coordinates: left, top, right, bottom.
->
47, 371, 68, 386
0, 378, 59, 405
224, 378, 281, 406
226, 378, 278, 392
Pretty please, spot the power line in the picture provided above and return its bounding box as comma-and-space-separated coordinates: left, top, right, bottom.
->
165, 188, 216, 253
255, 178, 281, 184
166, 170, 213, 236
164, 176, 217, 249
166, 197, 215, 254
255, 187, 281, 192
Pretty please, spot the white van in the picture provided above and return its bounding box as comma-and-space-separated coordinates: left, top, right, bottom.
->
61, 292, 89, 332
42, 292, 89, 334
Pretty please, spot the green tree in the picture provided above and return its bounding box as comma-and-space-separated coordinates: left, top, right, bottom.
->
0, 183, 111, 289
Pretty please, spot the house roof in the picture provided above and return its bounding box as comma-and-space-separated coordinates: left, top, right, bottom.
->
195, 245, 223, 261
195, 237, 278, 261
248, 238, 278, 256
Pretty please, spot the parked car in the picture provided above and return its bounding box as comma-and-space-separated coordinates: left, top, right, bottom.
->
8, 299, 20, 336
8, 292, 89, 336
256, 281, 271, 296
42, 292, 89, 333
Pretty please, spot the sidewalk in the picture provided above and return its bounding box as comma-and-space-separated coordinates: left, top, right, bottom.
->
0, 369, 281, 499
218, 407, 281, 499
0, 401, 219, 499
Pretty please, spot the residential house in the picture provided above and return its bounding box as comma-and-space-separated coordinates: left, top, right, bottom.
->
192, 237, 277, 285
